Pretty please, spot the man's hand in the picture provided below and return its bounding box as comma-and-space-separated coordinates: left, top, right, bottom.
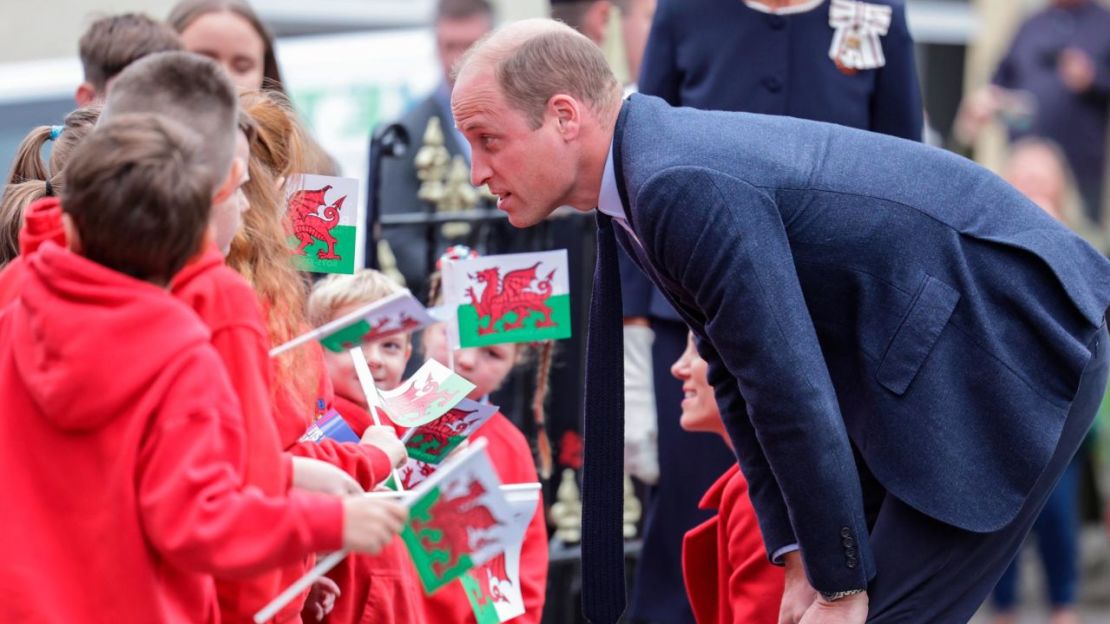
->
341, 498, 407, 554
291, 457, 362, 496
778, 551, 818, 624
799, 592, 868, 624
1059, 48, 1095, 93
361, 425, 407, 468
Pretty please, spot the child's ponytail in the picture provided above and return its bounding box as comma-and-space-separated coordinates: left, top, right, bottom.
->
532, 340, 554, 479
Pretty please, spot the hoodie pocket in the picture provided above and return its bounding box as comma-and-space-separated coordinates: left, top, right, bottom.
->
876, 274, 961, 396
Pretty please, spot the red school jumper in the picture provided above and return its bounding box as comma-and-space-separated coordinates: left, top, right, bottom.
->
323, 393, 426, 624
0, 244, 344, 624
0, 197, 65, 307
421, 412, 549, 624
682, 465, 785, 624
171, 244, 296, 624
272, 348, 393, 623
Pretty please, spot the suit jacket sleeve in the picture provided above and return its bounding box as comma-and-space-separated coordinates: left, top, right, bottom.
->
636, 167, 874, 592
870, 2, 923, 141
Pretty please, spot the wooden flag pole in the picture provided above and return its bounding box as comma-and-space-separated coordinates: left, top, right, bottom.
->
253, 440, 490, 623
348, 345, 405, 492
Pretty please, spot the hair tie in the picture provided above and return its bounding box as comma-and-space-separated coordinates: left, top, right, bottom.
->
43, 179, 54, 197
48, 126, 64, 141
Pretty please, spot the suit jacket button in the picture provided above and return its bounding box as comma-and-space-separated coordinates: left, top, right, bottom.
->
840, 527, 852, 538
843, 537, 855, 548
845, 547, 856, 557
847, 559, 857, 569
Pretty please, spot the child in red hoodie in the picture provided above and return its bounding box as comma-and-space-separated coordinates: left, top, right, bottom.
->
418, 255, 549, 624
0, 113, 407, 624
99, 52, 391, 624
306, 269, 428, 624
671, 332, 784, 624
232, 89, 409, 623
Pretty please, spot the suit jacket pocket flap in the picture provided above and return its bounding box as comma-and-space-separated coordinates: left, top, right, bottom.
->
876, 275, 961, 395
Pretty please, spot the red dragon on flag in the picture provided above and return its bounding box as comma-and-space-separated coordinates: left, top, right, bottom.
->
412, 480, 504, 579
288, 184, 346, 260
465, 263, 557, 335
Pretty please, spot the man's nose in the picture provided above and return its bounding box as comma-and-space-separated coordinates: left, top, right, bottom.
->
470, 154, 491, 188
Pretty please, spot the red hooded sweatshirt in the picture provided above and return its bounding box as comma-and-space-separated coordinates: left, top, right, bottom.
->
0, 244, 344, 624
0, 197, 65, 307
171, 244, 296, 624
421, 412, 549, 624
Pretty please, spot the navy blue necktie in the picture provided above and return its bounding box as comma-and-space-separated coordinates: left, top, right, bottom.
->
581, 211, 626, 623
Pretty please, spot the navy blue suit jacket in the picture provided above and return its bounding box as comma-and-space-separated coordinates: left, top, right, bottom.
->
624, 0, 923, 321
610, 94, 1110, 592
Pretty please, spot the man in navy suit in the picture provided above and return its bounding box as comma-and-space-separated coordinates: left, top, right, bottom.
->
451, 20, 1110, 624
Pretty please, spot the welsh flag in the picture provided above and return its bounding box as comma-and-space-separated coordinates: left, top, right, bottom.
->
460, 489, 538, 623
285, 174, 361, 274
375, 359, 475, 428
389, 398, 498, 490
269, 290, 435, 357
401, 440, 515, 594
441, 250, 572, 349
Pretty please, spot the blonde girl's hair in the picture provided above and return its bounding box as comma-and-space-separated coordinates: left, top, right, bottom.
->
307, 269, 404, 328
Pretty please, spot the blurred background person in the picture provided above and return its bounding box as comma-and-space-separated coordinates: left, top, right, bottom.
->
954, 0, 1110, 225
989, 136, 1104, 624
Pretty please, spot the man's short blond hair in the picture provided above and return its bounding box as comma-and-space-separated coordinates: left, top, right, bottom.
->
456, 19, 621, 129
307, 269, 404, 327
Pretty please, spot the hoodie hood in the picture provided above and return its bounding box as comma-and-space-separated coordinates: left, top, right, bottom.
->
11, 242, 210, 431
19, 197, 66, 255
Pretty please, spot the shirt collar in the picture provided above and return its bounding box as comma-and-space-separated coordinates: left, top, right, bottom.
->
597, 138, 624, 222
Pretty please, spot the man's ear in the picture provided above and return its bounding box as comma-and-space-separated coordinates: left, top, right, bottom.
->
61, 213, 82, 254
212, 158, 246, 205
74, 82, 97, 107
549, 94, 582, 140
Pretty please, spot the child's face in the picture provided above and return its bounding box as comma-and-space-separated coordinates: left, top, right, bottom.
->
672, 333, 726, 437
422, 322, 516, 400
210, 131, 251, 256
323, 304, 412, 404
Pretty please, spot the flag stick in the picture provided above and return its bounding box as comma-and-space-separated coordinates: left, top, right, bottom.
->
253, 440, 491, 623
348, 345, 405, 492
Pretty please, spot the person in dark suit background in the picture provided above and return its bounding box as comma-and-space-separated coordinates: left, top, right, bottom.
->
374, 0, 493, 300
450, 19, 1110, 624
625, 1, 923, 620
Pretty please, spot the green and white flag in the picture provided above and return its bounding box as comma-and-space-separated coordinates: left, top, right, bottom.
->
441, 250, 572, 349
400, 439, 515, 594
285, 174, 360, 274
375, 359, 476, 428
460, 489, 538, 623
386, 398, 498, 490
269, 290, 434, 357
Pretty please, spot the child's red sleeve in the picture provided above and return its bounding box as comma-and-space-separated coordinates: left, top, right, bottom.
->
286, 438, 393, 491
137, 351, 344, 578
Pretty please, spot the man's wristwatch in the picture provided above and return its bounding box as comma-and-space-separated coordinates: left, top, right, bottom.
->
820, 589, 866, 602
